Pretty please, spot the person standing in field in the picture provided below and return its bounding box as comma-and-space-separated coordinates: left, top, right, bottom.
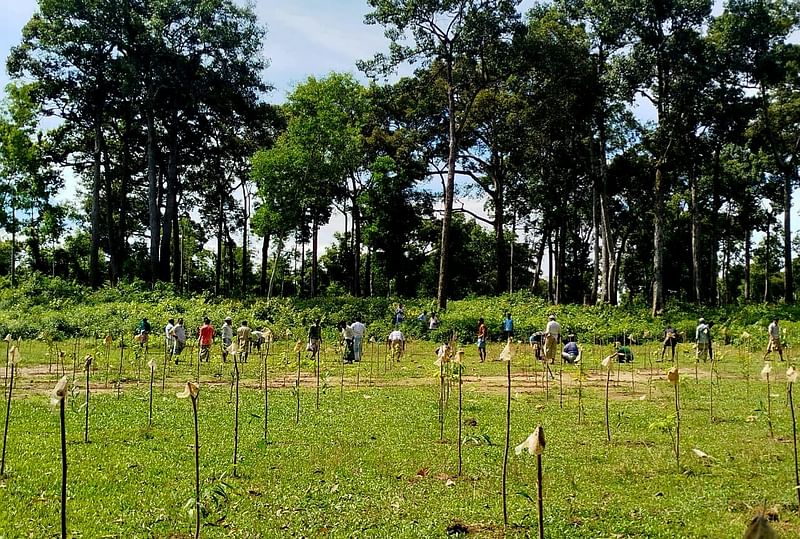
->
696, 317, 711, 363
171, 317, 187, 362
221, 317, 234, 362
393, 304, 405, 326
502, 312, 514, 341
137, 317, 151, 347
165, 318, 175, 355
544, 315, 561, 364
660, 324, 678, 362
429, 312, 439, 331
764, 318, 785, 361
351, 316, 366, 362
237, 320, 251, 363
198, 317, 215, 363
339, 320, 355, 363
307, 318, 322, 355
477, 317, 488, 362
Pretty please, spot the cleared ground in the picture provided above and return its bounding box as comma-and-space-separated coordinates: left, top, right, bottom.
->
0, 338, 796, 537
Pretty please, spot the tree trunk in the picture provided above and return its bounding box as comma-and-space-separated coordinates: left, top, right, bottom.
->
9, 205, 15, 288
709, 147, 721, 305
215, 189, 223, 296
365, 246, 372, 297
493, 157, 507, 295
159, 128, 178, 283
764, 219, 771, 303
311, 217, 319, 297
118, 107, 132, 281
784, 172, 794, 303
260, 231, 270, 295
436, 79, 458, 311
652, 165, 665, 315
690, 175, 701, 303
532, 226, 547, 295
146, 110, 160, 285
352, 190, 361, 297
172, 207, 180, 286
102, 141, 118, 285
744, 229, 751, 301
267, 241, 281, 301
547, 232, 554, 303
591, 179, 599, 304
90, 109, 103, 288
241, 182, 250, 295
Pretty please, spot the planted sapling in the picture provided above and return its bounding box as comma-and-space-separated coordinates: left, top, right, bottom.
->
51, 375, 69, 539
0, 344, 20, 476
177, 381, 201, 539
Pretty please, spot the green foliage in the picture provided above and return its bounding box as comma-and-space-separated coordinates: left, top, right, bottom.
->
6, 275, 800, 346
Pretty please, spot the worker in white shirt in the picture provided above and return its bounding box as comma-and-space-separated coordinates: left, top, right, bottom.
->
544, 315, 561, 364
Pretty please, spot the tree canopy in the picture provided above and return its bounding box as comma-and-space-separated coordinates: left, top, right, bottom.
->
2, 0, 800, 308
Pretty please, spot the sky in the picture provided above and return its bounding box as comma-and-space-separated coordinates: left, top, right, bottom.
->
0, 0, 506, 253
0, 0, 767, 263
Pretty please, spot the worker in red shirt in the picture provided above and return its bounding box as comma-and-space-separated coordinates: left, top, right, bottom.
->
198, 317, 215, 363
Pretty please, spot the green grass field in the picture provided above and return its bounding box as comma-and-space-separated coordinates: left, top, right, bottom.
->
0, 338, 797, 537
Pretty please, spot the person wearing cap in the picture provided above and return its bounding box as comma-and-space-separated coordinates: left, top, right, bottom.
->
237, 320, 252, 362
544, 315, 561, 364
695, 317, 711, 362
660, 324, 678, 362
171, 317, 187, 361
764, 318, 785, 361
221, 317, 234, 362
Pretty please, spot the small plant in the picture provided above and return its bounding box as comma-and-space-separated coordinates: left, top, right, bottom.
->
0, 344, 20, 476
294, 340, 303, 424
263, 330, 273, 442
743, 513, 777, 539
177, 381, 201, 539
147, 358, 156, 427
668, 366, 680, 470
3, 334, 11, 398
788, 366, 799, 513
761, 362, 774, 438
515, 426, 546, 539
51, 375, 69, 539
601, 353, 613, 443
227, 342, 241, 477
455, 349, 464, 476
499, 339, 514, 527
104, 334, 112, 389
434, 343, 450, 442
83, 355, 92, 443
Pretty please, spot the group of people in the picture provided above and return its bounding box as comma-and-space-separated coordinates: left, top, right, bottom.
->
394, 303, 440, 332
133, 316, 268, 364
472, 311, 786, 367
135, 310, 789, 369
305, 317, 370, 364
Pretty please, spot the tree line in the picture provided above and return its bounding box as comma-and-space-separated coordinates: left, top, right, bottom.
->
1, 0, 799, 311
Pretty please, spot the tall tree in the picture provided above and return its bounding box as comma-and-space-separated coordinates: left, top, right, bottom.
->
623, 0, 712, 314
362, 0, 522, 310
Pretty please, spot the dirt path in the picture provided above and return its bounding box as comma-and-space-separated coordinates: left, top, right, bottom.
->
0, 359, 687, 402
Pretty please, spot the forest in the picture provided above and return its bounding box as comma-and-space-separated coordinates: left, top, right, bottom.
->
1, 0, 799, 312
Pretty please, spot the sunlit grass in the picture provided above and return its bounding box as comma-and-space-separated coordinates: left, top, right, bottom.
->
0, 338, 797, 537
